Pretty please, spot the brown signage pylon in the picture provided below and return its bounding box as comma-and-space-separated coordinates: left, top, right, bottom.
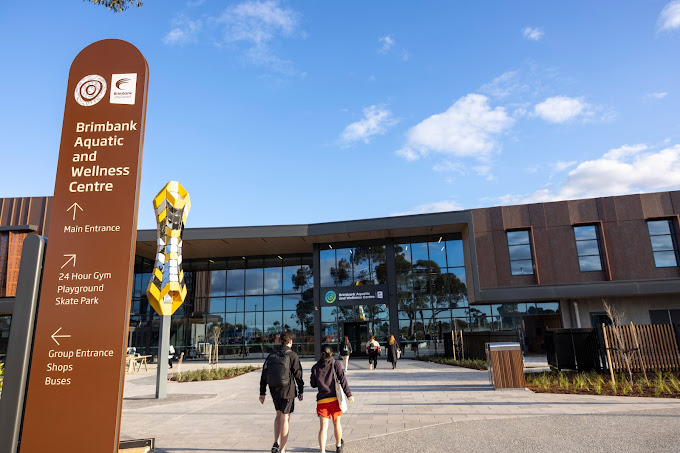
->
20, 40, 148, 452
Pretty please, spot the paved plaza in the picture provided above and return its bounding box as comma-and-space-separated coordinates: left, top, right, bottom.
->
120, 358, 680, 452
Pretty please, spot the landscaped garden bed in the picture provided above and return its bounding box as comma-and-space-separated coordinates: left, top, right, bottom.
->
170, 365, 260, 382
525, 370, 680, 398
416, 355, 488, 370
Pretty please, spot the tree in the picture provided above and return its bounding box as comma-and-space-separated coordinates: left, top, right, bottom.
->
86, 0, 143, 13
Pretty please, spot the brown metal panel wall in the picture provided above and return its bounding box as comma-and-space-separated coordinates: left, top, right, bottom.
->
640, 192, 674, 218
528, 203, 546, 228
501, 204, 530, 230
474, 231, 498, 288
531, 226, 553, 283
568, 198, 599, 224
614, 195, 644, 221
492, 229, 512, 287
471, 208, 491, 233
599, 196, 618, 222
544, 200, 570, 227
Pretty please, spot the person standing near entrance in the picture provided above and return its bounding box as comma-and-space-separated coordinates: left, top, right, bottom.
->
386, 335, 400, 369
259, 332, 304, 453
311, 344, 354, 453
339, 336, 352, 373
365, 336, 381, 370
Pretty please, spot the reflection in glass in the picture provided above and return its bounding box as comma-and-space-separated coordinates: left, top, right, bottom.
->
226, 297, 244, 312
446, 240, 464, 267
263, 295, 282, 311
210, 270, 226, 297
648, 219, 678, 267
245, 268, 263, 295
245, 296, 262, 312
226, 269, 244, 296
648, 219, 671, 236
510, 259, 533, 275
263, 267, 282, 294
319, 249, 335, 287
428, 241, 447, 268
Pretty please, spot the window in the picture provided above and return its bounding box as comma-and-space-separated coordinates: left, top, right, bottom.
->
647, 219, 679, 267
573, 225, 603, 271
506, 230, 534, 275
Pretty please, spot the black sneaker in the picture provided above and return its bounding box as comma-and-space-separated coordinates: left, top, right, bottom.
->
272, 442, 280, 453
336, 439, 344, 453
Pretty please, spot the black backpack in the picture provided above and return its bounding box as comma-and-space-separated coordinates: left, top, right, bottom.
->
266, 350, 292, 388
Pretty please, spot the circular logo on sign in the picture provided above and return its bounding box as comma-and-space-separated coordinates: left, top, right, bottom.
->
74, 75, 107, 106
325, 291, 337, 304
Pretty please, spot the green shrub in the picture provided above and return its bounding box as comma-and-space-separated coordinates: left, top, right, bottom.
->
170, 365, 259, 382
573, 373, 589, 391
417, 355, 488, 370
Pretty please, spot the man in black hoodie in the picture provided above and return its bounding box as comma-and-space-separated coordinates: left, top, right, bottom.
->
259, 332, 304, 453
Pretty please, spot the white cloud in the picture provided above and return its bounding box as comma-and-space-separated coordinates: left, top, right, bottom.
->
498, 143, 680, 204
432, 160, 466, 174
480, 71, 523, 99
523, 27, 544, 41
340, 105, 398, 145
473, 165, 494, 181
392, 200, 464, 216
534, 96, 591, 123
552, 161, 577, 172
163, 15, 203, 45
658, 1, 680, 31
378, 35, 394, 53
397, 94, 514, 161
645, 91, 669, 101
215, 0, 302, 74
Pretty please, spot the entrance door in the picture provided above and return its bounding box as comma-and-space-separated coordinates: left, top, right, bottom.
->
343, 322, 369, 357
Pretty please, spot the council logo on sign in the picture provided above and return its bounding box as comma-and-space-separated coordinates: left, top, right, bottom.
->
110, 73, 137, 105
325, 291, 337, 304
74, 74, 107, 106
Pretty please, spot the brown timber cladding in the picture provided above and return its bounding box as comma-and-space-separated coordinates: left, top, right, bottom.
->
603, 324, 680, 372
0, 197, 51, 296
488, 349, 525, 389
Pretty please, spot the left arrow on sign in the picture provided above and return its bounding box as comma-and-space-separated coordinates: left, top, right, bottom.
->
51, 327, 72, 346
61, 254, 77, 269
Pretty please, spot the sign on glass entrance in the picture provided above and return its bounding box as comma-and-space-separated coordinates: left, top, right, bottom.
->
321, 284, 387, 306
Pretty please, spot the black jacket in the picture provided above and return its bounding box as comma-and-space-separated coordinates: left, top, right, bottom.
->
339, 341, 353, 357
310, 358, 352, 401
260, 345, 304, 399
386, 341, 400, 363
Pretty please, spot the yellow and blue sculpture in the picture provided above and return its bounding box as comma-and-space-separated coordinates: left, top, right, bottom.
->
146, 181, 190, 316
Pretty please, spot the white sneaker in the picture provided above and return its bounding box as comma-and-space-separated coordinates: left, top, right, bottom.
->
369, 364, 373, 370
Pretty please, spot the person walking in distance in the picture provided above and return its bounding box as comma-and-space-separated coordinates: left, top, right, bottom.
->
259, 332, 304, 453
365, 336, 381, 370
386, 335, 400, 369
311, 345, 354, 453
339, 336, 352, 373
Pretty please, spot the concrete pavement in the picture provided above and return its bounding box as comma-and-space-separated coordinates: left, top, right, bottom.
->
120, 357, 680, 452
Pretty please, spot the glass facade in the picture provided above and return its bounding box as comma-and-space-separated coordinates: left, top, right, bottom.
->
130, 254, 314, 359
128, 235, 561, 360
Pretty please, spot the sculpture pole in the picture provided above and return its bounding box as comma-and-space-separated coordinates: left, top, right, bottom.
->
146, 181, 190, 398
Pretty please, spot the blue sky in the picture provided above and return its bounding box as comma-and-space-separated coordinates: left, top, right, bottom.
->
1, 1, 680, 229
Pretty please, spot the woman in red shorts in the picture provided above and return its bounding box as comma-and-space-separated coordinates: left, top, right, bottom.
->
310, 344, 354, 453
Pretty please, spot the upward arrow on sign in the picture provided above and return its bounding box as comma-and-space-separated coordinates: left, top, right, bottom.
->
67, 202, 83, 220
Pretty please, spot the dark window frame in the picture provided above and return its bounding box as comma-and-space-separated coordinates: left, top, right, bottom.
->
506, 228, 535, 276
646, 218, 680, 268
573, 224, 604, 272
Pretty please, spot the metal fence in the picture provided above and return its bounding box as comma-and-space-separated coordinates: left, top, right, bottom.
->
545, 328, 602, 371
